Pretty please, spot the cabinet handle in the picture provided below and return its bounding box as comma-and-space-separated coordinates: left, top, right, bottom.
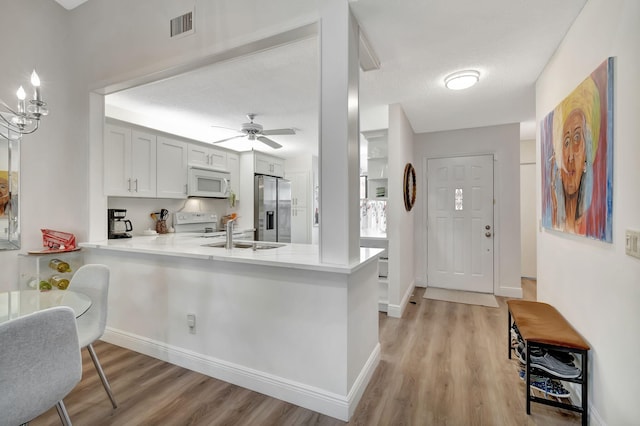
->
206, 154, 210, 165
134, 179, 138, 192
127, 178, 132, 192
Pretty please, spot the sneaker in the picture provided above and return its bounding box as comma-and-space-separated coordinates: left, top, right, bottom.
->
547, 349, 575, 365
528, 375, 571, 398
530, 352, 581, 379
515, 342, 526, 364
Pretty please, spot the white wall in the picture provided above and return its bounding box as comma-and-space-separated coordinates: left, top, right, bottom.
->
386, 104, 415, 317
413, 124, 522, 297
520, 139, 537, 278
0, 2, 79, 290
536, 0, 640, 424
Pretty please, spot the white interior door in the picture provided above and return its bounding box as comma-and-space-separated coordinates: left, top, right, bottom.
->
427, 155, 494, 293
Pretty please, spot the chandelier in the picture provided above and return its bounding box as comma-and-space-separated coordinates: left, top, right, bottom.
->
0, 70, 49, 140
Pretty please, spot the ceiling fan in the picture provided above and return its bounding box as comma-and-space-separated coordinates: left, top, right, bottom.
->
212, 113, 295, 149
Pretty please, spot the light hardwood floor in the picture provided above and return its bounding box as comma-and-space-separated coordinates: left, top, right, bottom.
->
32, 279, 581, 425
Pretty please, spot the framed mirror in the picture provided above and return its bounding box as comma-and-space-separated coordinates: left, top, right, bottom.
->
0, 129, 20, 250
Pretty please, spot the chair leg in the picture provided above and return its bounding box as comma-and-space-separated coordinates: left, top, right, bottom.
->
55, 400, 72, 426
87, 343, 118, 408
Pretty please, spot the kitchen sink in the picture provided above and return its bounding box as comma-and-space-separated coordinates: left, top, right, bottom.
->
202, 241, 285, 250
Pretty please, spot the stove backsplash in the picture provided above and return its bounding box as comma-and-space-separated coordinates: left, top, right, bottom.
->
107, 197, 239, 236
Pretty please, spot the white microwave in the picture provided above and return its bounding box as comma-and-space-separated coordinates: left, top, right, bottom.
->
188, 166, 230, 198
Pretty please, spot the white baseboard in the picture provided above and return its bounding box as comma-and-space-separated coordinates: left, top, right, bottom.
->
495, 286, 523, 298
387, 281, 415, 318
101, 328, 379, 421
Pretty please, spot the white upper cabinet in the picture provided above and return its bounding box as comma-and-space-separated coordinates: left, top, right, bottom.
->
226, 152, 240, 201
188, 144, 228, 170
254, 152, 285, 177
104, 120, 239, 200
287, 171, 309, 208
157, 136, 188, 199
104, 123, 157, 197
287, 170, 311, 244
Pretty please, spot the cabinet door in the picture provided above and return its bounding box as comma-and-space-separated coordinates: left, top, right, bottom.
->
104, 124, 132, 196
208, 148, 227, 170
254, 154, 272, 175
157, 137, 188, 199
130, 130, 157, 197
188, 145, 209, 167
287, 171, 309, 208
227, 152, 240, 201
271, 158, 285, 178
254, 152, 285, 177
291, 206, 310, 243
188, 145, 228, 170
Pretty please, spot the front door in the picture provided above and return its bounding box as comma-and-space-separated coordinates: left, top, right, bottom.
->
427, 155, 494, 293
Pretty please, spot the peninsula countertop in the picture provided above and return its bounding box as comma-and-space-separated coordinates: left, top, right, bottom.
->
79, 234, 383, 274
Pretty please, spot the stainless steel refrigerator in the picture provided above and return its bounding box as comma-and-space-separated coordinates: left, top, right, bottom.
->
254, 175, 291, 242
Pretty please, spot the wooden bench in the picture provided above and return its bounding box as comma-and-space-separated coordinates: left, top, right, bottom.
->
507, 300, 590, 426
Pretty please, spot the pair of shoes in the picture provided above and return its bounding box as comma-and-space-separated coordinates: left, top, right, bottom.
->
547, 349, 575, 365
515, 344, 545, 365
530, 351, 581, 379
519, 371, 571, 398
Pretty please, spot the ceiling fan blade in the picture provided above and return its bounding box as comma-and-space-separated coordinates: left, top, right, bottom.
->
257, 136, 282, 149
213, 135, 244, 144
210, 124, 239, 132
261, 128, 296, 136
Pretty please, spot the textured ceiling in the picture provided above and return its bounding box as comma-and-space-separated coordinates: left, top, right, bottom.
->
103, 0, 587, 158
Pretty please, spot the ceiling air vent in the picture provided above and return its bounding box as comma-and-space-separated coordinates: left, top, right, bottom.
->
170, 11, 194, 38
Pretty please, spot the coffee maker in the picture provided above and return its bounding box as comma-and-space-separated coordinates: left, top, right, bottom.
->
108, 209, 133, 239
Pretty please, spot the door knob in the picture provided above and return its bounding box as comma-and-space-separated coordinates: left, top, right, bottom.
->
485, 232, 492, 238
485, 225, 491, 230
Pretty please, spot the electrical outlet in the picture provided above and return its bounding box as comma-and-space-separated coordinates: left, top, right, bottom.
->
625, 230, 640, 259
187, 314, 196, 334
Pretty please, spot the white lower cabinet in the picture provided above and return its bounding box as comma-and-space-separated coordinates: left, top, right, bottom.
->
157, 136, 188, 199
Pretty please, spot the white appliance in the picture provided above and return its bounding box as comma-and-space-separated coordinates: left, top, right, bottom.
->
188, 166, 230, 198
173, 211, 219, 235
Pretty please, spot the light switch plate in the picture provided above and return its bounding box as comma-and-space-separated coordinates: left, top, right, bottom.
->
625, 230, 640, 259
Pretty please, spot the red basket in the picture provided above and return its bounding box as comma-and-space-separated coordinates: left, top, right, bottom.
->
41, 229, 77, 250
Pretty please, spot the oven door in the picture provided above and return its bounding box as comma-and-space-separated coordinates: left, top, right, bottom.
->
188, 167, 230, 198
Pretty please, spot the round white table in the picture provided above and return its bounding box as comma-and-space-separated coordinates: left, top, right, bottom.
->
0, 290, 92, 324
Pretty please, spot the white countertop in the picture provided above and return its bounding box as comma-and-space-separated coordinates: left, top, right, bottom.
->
79, 234, 383, 274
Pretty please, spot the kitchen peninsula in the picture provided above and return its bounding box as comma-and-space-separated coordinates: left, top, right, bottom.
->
79, 235, 382, 421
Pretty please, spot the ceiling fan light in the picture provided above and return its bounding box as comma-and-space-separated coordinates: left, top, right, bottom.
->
444, 70, 480, 90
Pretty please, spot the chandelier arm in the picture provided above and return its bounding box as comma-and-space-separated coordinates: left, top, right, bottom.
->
0, 100, 19, 116
0, 114, 39, 135
0, 114, 15, 128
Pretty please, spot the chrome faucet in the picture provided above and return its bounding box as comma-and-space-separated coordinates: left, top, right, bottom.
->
225, 219, 235, 249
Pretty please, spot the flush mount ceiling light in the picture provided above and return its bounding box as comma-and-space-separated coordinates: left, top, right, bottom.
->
444, 70, 480, 90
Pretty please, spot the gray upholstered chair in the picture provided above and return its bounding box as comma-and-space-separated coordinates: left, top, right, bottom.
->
0, 306, 82, 426
69, 264, 117, 408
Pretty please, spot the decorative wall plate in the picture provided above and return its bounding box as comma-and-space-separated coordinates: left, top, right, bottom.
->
403, 163, 416, 211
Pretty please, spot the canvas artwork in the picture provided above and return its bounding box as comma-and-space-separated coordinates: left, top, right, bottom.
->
541, 58, 614, 242
0, 170, 8, 217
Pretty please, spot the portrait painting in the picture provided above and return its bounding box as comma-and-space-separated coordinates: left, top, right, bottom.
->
541, 58, 613, 242
0, 171, 8, 217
